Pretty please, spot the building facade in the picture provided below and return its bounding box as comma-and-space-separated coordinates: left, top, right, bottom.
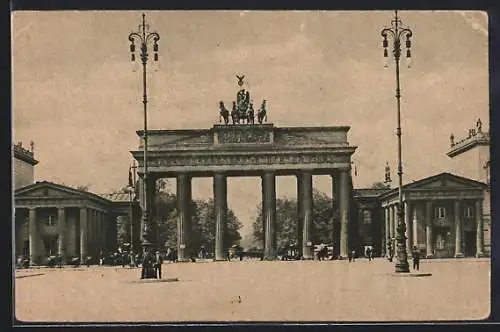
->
447, 119, 491, 256
13, 141, 38, 190
352, 172, 488, 259
14, 181, 137, 265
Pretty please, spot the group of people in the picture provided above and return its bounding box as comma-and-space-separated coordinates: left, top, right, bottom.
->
140, 249, 164, 279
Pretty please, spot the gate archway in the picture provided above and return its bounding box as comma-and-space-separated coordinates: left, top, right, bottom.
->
131, 123, 357, 261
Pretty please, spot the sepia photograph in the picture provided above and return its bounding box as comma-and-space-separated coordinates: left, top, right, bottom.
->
12, 10, 490, 323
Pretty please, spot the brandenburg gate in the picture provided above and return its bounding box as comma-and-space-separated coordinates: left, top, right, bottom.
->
131, 123, 357, 261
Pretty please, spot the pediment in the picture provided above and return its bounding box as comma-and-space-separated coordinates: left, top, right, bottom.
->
405, 173, 486, 191
15, 182, 85, 199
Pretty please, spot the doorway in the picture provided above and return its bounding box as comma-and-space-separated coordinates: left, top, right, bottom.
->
42, 236, 58, 256
464, 231, 476, 257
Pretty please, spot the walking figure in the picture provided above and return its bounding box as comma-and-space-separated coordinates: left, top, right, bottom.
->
412, 246, 420, 271
154, 250, 163, 279
366, 247, 373, 261
348, 247, 356, 262
387, 241, 394, 262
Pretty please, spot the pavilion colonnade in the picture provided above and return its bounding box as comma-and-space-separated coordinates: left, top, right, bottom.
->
16, 205, 108, 265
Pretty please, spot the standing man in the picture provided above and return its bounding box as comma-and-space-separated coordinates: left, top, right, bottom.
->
154, 250, 163, 279
412, 246, 420, 271
387, 241, 393, 262
366, 247, 372, 261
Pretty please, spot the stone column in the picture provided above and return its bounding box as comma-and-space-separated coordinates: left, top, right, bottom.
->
300, 171, 313, 259
425, 201, 434, 258
383, 207, 389, 257
213, 173, 227, 261
177, 174, 192, 262
101, 212, 107, 252
454, 200, 464, 258
86, 209, 92, 257
389, 205, 395, 244
28, 208, 37, 265
262, 171, 277, 260
97, 211, 103, 253
412, 205, 419, 247
332, 172, 341, 258
476, 199, 485, 257
58, 207, 66, 261
80, 207, 88, 262
404, 201, 413, 258
296, 174, 304, 254
138, 175, 145, 211
339, 169, 350, 259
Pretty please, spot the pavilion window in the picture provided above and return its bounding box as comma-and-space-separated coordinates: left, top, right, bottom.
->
44, 214, 58, 226
464, 206, 473, 219
434, 206, 446, 219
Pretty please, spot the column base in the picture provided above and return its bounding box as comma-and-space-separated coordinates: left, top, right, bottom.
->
301, 256, 314, 260
476, 252, 487, 258
177, 258, 195, 263
426, 254, 434, 259
141, 267, 157, 279
454, 253, 464, 258
395, 261, 410, 273
213, 258, 229, 262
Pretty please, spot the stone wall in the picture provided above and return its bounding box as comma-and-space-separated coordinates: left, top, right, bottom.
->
13, 157, 34, 190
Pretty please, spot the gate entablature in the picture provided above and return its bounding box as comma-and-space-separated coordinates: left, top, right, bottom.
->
131, 124, 357, 176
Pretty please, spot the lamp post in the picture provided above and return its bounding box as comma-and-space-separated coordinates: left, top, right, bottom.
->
128, 13, 160, 257
381, 10, 412, 273
128, 162, 138, 255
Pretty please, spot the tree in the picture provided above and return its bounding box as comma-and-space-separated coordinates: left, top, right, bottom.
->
59, 183, 91, 192
75, 184, 90, 191
153, 194, 243, 254
252, 189, 334, 251
116, 215, 130, 246
370, 181, 390, 189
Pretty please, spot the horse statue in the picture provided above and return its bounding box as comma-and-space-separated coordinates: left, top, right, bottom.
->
219, 101, 230, 125
247, 101, 255, 124
231, 101, 239, 124
257, 99, 268, 124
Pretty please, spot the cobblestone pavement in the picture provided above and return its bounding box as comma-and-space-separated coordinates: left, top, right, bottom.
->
14, 258, 490, 323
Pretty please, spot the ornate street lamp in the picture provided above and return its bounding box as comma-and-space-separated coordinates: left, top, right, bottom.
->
381, 10, 412, 273
128, 162, 138, 256
128, 13, 160, 257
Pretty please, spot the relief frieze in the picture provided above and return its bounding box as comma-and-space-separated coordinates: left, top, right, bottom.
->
148, 153, 345, 168
218, 127, 271, 144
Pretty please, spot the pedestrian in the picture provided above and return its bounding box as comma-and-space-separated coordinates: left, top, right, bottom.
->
367, 247, 372, 261
99, 251, 104, 266
387, 242, 393, 262
141, 250, 153, 279
154, 250, 163, 279
350, 247, 356, 262
412, 246, 420, 271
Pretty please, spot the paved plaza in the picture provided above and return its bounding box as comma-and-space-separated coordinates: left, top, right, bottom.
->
14, 258, 490, 323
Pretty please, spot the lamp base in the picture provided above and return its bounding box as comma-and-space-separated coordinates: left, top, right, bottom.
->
395, 261, 410, 273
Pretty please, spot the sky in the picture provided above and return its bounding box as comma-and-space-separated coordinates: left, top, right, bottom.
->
12, 10, 489, 238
